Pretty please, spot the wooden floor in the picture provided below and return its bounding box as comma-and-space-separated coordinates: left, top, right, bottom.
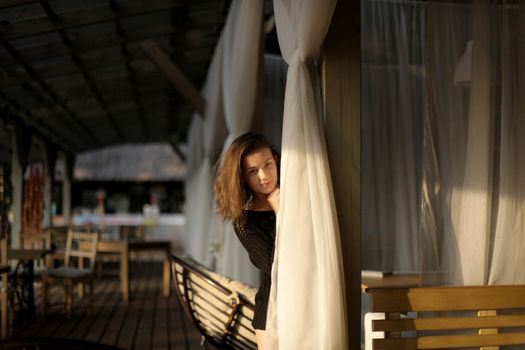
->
8, 261, 203, 350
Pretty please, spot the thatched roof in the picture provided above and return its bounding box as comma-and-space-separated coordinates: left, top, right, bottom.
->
73, 143, 186, 181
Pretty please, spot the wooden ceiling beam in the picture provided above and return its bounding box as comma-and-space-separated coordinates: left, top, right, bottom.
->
141, 39, 205, 116
0, 90, 81, 153
0, 0, 37, 10
37, 0, 126, 144
111, 13, 148, 141
0, 22, 218, 65
1, 40, 100, 148
0, 0, 195, 41
0, 50, 209, 89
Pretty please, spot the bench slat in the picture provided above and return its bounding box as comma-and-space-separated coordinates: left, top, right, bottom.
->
370, 285, 525, 313
373, 332, 525, 349
373, 314, 525, 332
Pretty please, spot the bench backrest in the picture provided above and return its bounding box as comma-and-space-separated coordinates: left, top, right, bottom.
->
171, 254, 257, 350
369, 285, 525, 349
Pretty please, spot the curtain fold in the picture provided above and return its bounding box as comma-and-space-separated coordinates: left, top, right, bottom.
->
210, 0, 263, 285
486, 0, 525, 284
361, 0, 425, 273
265, 0, 348, 348
185, 38, 227, 267
423, 0, 525, 285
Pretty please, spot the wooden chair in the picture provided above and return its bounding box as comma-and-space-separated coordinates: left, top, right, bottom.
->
41, 230, 98, 317
0, 239, 10, 338
171, 254, 258, 350
43, 226, 69, 267
369, 285, 525, 349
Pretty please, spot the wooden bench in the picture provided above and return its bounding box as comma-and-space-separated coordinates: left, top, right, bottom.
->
369, 285, 525, 349
171, 254, 257, 350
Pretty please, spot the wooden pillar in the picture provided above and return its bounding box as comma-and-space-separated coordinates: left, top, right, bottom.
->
62, 152, 75, 226
322, 1, 361, 349
43, 142, 57, 228
11, 122, 32, 248
10, 138, 23, 248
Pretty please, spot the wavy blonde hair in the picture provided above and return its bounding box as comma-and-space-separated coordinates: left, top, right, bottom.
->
214, 132, 279, 223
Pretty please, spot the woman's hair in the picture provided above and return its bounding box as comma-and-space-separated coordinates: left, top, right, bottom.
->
214, 132, 279, 223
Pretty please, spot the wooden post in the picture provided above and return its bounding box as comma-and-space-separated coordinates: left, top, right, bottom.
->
11, 121, 32, 248
322, 1, 361, 349
10, 139, 23, 249
62, 152, 75, 226
43, 141, 57, 228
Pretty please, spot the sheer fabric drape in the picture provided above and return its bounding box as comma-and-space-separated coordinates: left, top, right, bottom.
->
184, 40, 228, 268
422, 0, 525, 285
265, 0, 348, 348
209, 0, 263, 285
185, 0, 262, 287
361, 0, 425, 273
184, 114, 205, 260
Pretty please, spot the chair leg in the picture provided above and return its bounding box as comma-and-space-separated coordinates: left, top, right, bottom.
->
89, 281, 94, 314
42, 278, 48, 316
1, 291, 7, 339
64, 280, 72, 317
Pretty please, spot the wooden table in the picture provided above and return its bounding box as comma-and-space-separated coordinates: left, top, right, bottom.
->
129, 241, 171, 297
96, 241, 130, 302
94, 240, 172, 302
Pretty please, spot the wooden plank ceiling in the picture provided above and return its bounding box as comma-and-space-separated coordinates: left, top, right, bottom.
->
0, 0, 233, 157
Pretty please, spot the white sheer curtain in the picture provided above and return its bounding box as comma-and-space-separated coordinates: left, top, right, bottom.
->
265, 1, 348, 348
186, 38, 229, 268
422, 0, 525, 285
210, 0, 263, 285
361, 0, 425, 273
184, 113, 205, 258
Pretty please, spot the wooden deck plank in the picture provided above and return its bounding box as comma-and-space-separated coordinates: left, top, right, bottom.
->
113, 262, 151, 349
11, 283, 63, 338
8, 261, 202, 349
69, 275, 122, 340
152, 288, 170, 350
98, 262, 146, 346
83, 266, 128, 343
169, 283, 202, 349
133, 264, 161, 350
51, 276, 115, 338
32, 274, 112, 337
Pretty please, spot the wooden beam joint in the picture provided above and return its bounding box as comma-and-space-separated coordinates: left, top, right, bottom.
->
141, 39, 205, 116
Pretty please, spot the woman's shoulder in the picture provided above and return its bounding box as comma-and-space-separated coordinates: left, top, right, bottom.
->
233, 210, 275, 231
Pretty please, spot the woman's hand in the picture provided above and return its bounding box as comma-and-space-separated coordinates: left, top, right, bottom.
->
267, 187, 280, 214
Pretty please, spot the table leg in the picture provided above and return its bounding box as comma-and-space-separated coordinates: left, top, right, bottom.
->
26, 261, 35, 320
163, 259, 170, 297
121, 244, 129, 302
78, 258, 85, 297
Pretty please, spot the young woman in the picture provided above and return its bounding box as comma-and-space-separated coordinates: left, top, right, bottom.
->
214, 132, 280, 350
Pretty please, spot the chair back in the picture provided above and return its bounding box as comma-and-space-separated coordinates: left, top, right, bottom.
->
64, 230, 99, 271
20, 230, 52, 268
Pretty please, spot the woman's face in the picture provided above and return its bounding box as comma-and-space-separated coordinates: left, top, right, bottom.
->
242, 147, 278, 197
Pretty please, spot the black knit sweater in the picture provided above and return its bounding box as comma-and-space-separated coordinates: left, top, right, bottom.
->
233, 210, 276, 330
